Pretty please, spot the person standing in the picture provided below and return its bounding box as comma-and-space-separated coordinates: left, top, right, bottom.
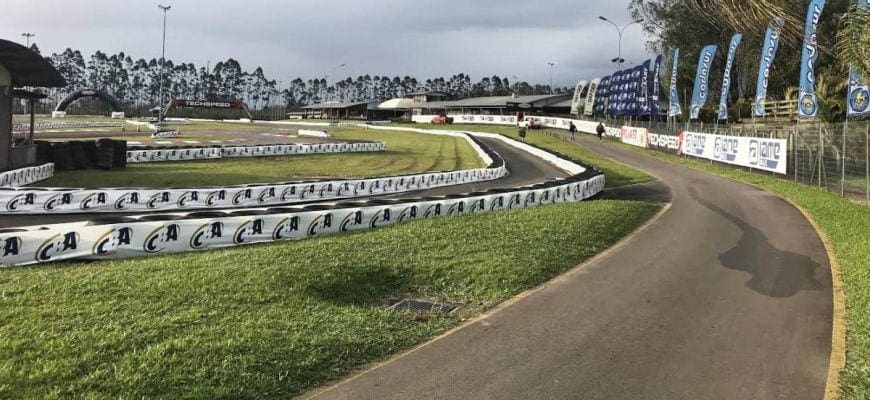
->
596, 122, 605, 141
569, 121, 577, 140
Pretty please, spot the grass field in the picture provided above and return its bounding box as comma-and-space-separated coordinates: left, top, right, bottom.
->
416, 124, 653, 188
0, 200, 661, 399
37, 128, 484, 188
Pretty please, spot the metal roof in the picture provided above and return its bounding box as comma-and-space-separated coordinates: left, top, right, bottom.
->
301, 101, 372, 109
0, 39, 66, 87
419, 94, 571, 109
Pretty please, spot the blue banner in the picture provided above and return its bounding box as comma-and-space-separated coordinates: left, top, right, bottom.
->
639, 59, 652, 116
754, 17, 785, 117
718, 34, 743, 120
594, 75, 610, 117
848, 0, 870, 117
668, 49, 682, 117
651, 55, 663, 116
690, 44, 717, 120
798, 0, 827, 118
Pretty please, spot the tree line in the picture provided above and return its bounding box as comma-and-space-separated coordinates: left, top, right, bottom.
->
30, 44, 568, 113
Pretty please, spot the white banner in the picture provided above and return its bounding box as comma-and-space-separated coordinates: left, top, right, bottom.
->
681, 131, 788, 174
127, 142, 385, 163
571, 80, 588, 115
0, 163, 55, 187
620, 126, 648, 148
0, 174, 605, 268
584, 78, 601, 116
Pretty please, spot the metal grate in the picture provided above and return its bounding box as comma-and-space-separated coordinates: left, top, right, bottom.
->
391, 299, 457, 315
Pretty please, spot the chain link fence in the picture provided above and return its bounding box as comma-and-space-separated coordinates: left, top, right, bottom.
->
583, 117, 870, 206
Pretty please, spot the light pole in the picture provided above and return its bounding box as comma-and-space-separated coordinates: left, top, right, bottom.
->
512, 75, 520, 95
21, 33, 35, 47
331, 63, 346, 102
547, 61, 556, 94
597, 16, 644, 65
158, 4, 171, 122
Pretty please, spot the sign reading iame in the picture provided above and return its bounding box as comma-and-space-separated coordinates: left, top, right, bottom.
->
682, 132, 787, 174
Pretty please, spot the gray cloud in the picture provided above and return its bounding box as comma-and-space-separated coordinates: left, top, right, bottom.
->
2, 0, 653, 87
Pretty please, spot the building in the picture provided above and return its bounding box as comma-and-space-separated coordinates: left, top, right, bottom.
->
410, 91, 451, 104
0, 39, 66, 171
412, 94, 572, 117
298, 101, 408, 121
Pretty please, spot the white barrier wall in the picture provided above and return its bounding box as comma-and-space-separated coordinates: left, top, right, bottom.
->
0, 164, 55, 187
298, 129, 329, 138
126, 142, 385, 163
0, 174, 605, 267
0, 165, 507, 214
681, 131, 788, 174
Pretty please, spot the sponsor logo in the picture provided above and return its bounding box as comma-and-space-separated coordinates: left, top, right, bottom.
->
272, 216, 300, 240
146, 191, 172, 209
6, 193, 35, 211
2, 236, 22, 257
36, 232, 80, 262
233, 219, 264, 244
43, 193, 73, 211
423, 203, 442, 218
713, 136, 739, 162
205, 190, 226, 206
257, 187, 276, 203
340, 211, 365, 232
114, 192, 141, 210
307, 213, 333, 237
749, 139, 782, 170
144, 224, 181, 253
190, 221, 225, 249
684, 133, 706, 156
800, 93, 817, 116
93, 227, 132, 255
232, 189, 253, 205
177, 191, 200, 207
849, 87, 869, 113
446, 201, 465, 216
648, 133, 681, 151
397, 206, 418, 222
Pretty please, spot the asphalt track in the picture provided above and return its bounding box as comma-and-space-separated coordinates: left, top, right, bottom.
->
0, 137, 568, 228
305, 132, 833, 400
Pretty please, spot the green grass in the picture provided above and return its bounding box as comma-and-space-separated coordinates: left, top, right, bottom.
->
0, 200, 660, 399
37, 128, 484, 188
415, 124, 653, 188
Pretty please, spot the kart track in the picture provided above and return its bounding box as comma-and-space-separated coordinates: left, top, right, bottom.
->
305, 131, 833, 400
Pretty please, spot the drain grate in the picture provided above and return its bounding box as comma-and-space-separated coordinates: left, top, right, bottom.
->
391, 299, 457, 315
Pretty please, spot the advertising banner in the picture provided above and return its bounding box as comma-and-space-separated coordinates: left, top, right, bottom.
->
681, 131, 788, 174
0, 163, 54, 187
620, 126, 648, 148
718, 34, 743, 120
594, 75, 610, 117
126, 142, 386, 163
571, 80, 588, 115
584, 78, 601, 116
638, 59, 652, 116
171, 99, 245, 109
690, 45, 718, 120
847, 0, 870, 117
651, 55, 664, 116
798, 0, 828, 118
754, 18, 785, 117
647, 132, 682, 154
668, 49, 682, 117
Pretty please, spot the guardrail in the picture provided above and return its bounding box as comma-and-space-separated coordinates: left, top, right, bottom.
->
126, 142, 385, 163
0, 132, 603, 268
13, 121, 123, 132
0, 164, 55, 188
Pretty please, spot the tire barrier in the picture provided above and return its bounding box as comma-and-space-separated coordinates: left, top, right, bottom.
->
0, 147, 602, 268
12, 121, 122, 132
0, 138, 502, 214
0, 164, 55, 188
125, 142, 387, 163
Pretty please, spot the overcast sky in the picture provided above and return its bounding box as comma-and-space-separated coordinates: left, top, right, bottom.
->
2, 0, 653, 88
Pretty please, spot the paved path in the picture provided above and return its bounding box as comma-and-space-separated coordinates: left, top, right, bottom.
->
305, 133, 833, 400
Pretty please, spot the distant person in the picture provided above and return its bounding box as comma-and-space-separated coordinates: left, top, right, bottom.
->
569, 121, 577, 140
596, 122, 605, 141
518, 125, 527, 142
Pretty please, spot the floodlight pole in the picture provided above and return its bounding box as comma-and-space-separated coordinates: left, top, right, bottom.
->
158, 4, 171, 122
332, 63, 346, 102
598, 16, 644, 65
21, 33, 35, 47
547, 61, 556, 94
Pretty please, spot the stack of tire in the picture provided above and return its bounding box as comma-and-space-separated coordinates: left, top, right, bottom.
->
35, 139, 128, 171
95, 139, 116, 170
50, 142, 74, 171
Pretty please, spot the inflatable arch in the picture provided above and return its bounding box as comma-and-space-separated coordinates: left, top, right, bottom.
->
54, 89, 123, 116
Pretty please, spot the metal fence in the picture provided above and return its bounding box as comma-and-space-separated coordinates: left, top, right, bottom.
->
580, 117, 870, 206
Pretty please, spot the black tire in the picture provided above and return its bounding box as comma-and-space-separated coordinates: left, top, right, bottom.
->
112, 140, 127, 168
50, 142, 73, 171
69, 141, 91, 169
82, 141, 98, 166
35, 140, 53, 163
